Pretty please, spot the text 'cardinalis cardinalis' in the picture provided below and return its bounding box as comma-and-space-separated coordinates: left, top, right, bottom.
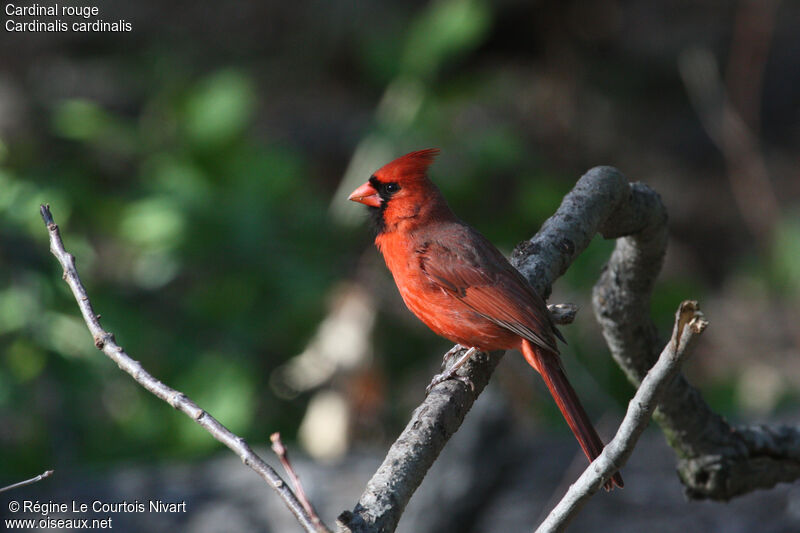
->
348, 149, 623, 489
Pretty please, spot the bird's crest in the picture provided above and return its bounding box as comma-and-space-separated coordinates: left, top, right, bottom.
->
375, 148, 440, 182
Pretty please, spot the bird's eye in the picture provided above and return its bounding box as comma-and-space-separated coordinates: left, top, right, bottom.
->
384, 183, 399, 194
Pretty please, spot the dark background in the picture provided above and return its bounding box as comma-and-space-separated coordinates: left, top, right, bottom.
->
1, 0, 799, 531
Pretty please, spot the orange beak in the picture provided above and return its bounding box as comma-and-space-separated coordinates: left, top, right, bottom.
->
348, 182, 382, 207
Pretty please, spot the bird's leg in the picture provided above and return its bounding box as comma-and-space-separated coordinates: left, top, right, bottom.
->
440, 343, 466, 370
426, 346, 478, 394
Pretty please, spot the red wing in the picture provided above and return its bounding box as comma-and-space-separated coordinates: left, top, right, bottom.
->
418, 224, 561, 354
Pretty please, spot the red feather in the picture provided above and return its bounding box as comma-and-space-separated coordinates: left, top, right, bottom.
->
374, 148, 440, 183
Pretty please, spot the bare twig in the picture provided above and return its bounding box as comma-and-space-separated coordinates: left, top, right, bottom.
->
271, 432, 328, 533
536, 301, 709, 533
0, 470, 54, 494
39, 205, 328, 533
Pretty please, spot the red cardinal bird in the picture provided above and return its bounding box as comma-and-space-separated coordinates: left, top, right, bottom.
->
349, 148, 623, 489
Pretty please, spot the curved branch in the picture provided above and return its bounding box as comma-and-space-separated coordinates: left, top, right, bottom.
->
338, 166, 665, 533
39, 205, 329, 533
592, 196, 800, 499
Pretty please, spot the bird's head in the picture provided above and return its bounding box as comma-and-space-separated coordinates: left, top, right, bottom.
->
348, 148, 447, 233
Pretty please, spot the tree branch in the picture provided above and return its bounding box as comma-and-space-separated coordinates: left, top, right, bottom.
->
591, 197, 800, 500
39, 205, 330, 533
536, 301, 708, 532
338, 166, 670, 533
271, 432, 328, 532
0, 470, 54, 494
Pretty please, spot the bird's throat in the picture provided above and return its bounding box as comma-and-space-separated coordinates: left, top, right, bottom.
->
367, 204, 388, 235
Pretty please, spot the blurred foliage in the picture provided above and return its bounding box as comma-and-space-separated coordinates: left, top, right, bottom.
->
1, 0, 798, 484
0, 65, 356, 477
770, 213, 800, 297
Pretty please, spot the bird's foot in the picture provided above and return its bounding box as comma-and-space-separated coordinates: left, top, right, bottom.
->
426, 347, 478, 395
440, 344, 466, 370
426, 373, 473, 395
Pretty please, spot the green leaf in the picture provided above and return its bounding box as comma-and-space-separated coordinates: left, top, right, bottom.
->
6, 339, 46, 382
401, 0, 491, 79
52, 100, 111, 141
184, 70, 255, 148
119, 197, 186, 250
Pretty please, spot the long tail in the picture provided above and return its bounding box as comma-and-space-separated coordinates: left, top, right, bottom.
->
521, 338, 624, 490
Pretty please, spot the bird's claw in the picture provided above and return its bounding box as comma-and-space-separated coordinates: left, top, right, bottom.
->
440, 344, 465, 370
425, 370, 474, 395
427, 346, 479, 394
